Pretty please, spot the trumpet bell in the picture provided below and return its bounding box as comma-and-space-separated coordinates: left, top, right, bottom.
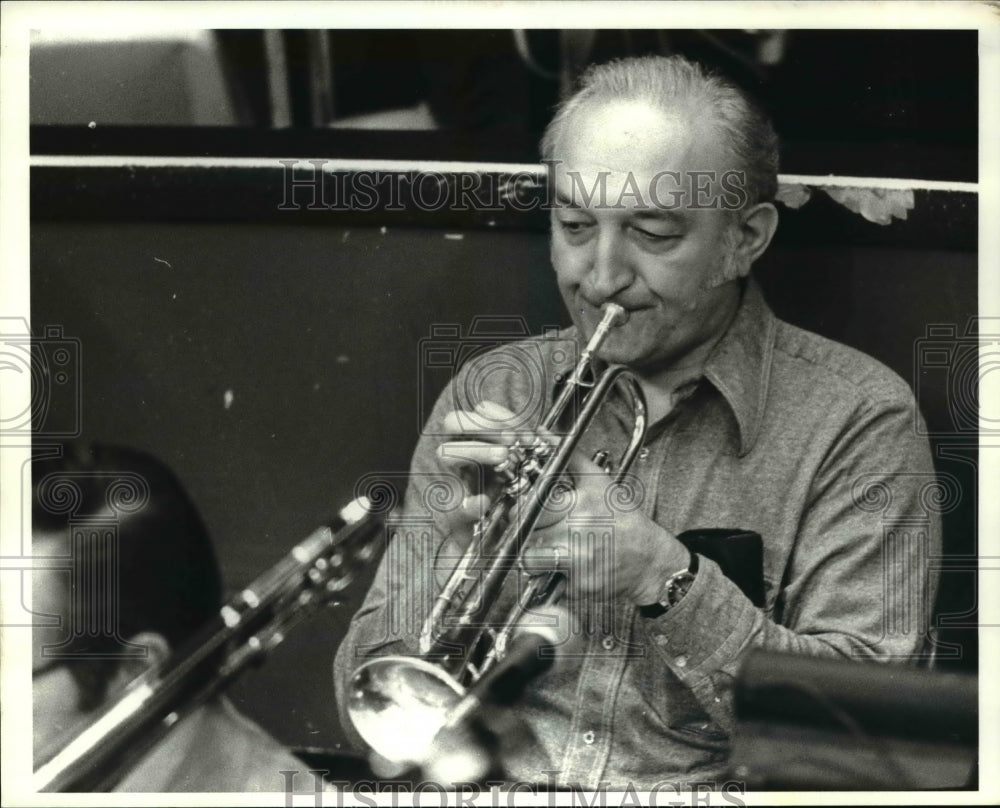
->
347, 656, 465, 765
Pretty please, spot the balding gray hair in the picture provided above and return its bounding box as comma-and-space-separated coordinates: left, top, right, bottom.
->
540, 55, 779, 206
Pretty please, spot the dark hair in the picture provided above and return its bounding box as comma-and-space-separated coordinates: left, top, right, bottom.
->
540, 54, 779, 205
33, 443, 223, 709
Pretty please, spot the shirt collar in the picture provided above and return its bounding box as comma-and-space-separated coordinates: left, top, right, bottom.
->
703, 275, 777, 457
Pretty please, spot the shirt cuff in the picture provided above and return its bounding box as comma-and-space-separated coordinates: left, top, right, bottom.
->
639, 556, 758, 683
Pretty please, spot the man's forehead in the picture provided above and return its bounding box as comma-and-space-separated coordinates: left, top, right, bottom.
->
549, 100, 735, 209
554, 99, 725, 167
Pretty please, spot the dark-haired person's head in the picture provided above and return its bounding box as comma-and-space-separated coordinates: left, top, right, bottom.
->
32, 443, 222, 760
540, 55, 780, 380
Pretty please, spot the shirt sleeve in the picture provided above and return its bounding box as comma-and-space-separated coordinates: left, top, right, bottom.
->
637, 392, 942, 735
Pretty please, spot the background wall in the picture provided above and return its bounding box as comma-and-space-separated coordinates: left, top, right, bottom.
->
30, 214, 979, 752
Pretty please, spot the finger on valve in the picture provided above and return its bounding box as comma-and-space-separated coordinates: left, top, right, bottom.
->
520, 541, 571, 575
436, 440, 510, 469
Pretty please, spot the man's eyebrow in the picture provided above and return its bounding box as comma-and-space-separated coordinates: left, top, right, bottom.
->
553, 191, 584, 208
552, 192, 688, 222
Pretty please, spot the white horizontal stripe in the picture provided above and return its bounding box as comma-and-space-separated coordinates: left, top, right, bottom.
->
31, 155, 547, 176
779, 173, 978, 193
30, 155, 978, 193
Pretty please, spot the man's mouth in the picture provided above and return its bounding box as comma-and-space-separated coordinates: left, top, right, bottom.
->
580, 300, 648, 322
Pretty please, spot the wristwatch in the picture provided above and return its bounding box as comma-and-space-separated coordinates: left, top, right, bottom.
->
638, 551, 699, 618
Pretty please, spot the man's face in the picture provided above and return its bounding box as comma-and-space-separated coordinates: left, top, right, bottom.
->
549, 99, 747, 374
32, 534, 90, 762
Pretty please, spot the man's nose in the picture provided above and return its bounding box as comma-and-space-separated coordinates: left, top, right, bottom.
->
586, 230, 633, 300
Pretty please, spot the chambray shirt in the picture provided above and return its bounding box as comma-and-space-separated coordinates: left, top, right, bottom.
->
334, 277, 939, 789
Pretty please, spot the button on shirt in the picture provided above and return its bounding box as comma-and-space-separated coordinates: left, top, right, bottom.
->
334, 278, 939, 789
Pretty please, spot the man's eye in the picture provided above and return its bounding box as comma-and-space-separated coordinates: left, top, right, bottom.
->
558, 219, 592, 235
632, 226, 679, 242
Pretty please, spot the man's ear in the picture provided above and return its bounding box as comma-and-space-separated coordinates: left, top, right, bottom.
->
106, 632, 171, 695
732, 202, 779, 276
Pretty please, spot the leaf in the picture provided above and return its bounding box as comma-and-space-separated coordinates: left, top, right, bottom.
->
774, 183, 812, 210
819, 186, 915, 225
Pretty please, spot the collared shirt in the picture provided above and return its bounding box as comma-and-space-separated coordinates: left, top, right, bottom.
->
334, 277, 939, 789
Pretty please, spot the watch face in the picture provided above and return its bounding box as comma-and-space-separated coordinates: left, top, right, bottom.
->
641, 559, 697, 617
666, 571, 696, 606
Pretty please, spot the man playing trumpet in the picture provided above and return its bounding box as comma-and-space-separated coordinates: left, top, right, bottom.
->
335, 54, 938, 789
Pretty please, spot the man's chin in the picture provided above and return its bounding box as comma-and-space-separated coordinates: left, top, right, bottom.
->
595, 338, 685, 374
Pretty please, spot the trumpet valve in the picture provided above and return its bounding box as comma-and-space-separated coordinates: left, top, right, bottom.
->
591, 449, 612, 473
526, 434, 555, 470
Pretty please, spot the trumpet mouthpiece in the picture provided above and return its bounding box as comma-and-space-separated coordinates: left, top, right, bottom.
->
601, 302, 629, 327
578, 302, 629, 363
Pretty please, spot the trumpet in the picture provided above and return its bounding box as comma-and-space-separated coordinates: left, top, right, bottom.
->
347, 303, 648, 766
